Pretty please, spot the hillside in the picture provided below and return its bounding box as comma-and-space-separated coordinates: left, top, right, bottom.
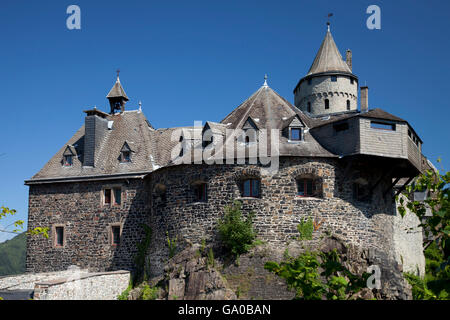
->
0, 232, 26, 276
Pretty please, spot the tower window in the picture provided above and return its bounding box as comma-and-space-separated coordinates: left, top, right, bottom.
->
350, 78, 354, 84
193, 183, 207, 202
331, 76, 337, 82
111, 226, 121, 246
307, 102, 311, 113
307, 78, 312, 85
54, 226, 65, 247
241, 179, 260, 198
325, 99, 330, 109
290, 128, 303, 141
346, 100, 351, 110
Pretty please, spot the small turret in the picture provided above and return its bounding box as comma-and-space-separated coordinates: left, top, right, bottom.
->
294, 24, 358, 116
106, 70, 129, 114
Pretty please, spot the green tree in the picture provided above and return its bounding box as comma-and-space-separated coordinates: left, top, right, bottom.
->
217, 201, 256, 257
0, 206, 48, 239
397, 159, 449, 299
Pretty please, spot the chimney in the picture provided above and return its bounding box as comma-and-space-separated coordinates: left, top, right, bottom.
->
83, 109, 109, 167
360, 86, 369, 113
345, 49, 352, 71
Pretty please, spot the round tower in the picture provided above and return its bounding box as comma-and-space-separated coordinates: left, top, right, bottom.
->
294, 24, 358, 116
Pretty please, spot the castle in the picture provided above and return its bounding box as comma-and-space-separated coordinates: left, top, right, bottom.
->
25, 25, 429, 279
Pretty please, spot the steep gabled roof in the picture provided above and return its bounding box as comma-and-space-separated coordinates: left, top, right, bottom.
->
307, 30, 352, 76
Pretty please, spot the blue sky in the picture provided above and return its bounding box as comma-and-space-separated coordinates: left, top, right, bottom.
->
0, 0, 449, 242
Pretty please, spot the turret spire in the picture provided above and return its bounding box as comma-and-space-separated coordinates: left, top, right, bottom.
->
107, 71, 129, 114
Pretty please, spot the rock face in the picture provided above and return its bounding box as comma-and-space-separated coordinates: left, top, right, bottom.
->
153, 236, 412, 300
160, 244, 236, 300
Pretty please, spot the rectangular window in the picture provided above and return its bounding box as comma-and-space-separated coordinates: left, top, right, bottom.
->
242, 179, 260, 198
113, 188, 121, 205
55, 226, 64, 247
63, 155, 73, 167
325, 99, 330, 109
307, 78, 312, 85
194, 184, 207, 202
331, 76, 337, 82
370, 121, 396, 131
350, 78, 354, 84
121, 151, 131, 162
104, 188, 112, 205
111, 226, 121, 246
290, 128, 302, 141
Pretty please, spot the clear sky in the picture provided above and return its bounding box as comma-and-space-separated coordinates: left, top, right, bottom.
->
0, 0, 449, 242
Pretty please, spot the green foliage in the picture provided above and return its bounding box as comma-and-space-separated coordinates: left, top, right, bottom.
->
397, 161, 449, 300
297, 217, 314, 240
397, 163, 449, 256
264, 249, 371, 300
117, 281, 133, 300
217, 201, 256, 257
133, 224, 152, 286
140, 284, 159, 300
404, 242, 449, 300
0, 232, 26, 276
166, 231, 178, 259
1, 206, 49, 238
206, 247, 215, 269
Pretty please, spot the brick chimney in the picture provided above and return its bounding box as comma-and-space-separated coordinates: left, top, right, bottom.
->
345, 49, 352, 72
83, 109, 109, 167
360, 86, 369, 113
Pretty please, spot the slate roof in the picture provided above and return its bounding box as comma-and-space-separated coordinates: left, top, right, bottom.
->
27, 111, 156, 183
106, 77, 129, 101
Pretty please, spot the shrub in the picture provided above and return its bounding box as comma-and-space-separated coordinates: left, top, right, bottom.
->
218, 201, 256, 257
140, 284, 159, 300
297, 217, 313, 240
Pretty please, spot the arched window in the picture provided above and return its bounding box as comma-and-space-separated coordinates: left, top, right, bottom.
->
296, 176, 322, 198
346, 100, 351, 110
297, 178, 314, 197
241, 178, 260, 198
325, 99, 330, 110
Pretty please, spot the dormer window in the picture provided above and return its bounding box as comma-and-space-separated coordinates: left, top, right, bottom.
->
62, 146, 75, 167
63, 155, 73, 167
119, 142, 132, 163
242, 117, 258, 144
290, 128, 303, 141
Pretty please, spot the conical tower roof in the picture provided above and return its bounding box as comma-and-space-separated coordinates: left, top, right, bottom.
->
307, 29, 352, 76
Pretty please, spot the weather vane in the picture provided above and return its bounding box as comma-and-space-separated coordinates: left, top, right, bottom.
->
327, 13, 333, 31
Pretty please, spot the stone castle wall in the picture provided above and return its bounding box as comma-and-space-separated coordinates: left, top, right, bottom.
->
147, 157, 408, 276
26, 179, 151, 273
294, 75, 358, 116
26, 157, 424, 281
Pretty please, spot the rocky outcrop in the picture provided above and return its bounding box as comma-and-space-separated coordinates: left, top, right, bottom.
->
159, 244, 236, 300
141, 236, 412, 300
